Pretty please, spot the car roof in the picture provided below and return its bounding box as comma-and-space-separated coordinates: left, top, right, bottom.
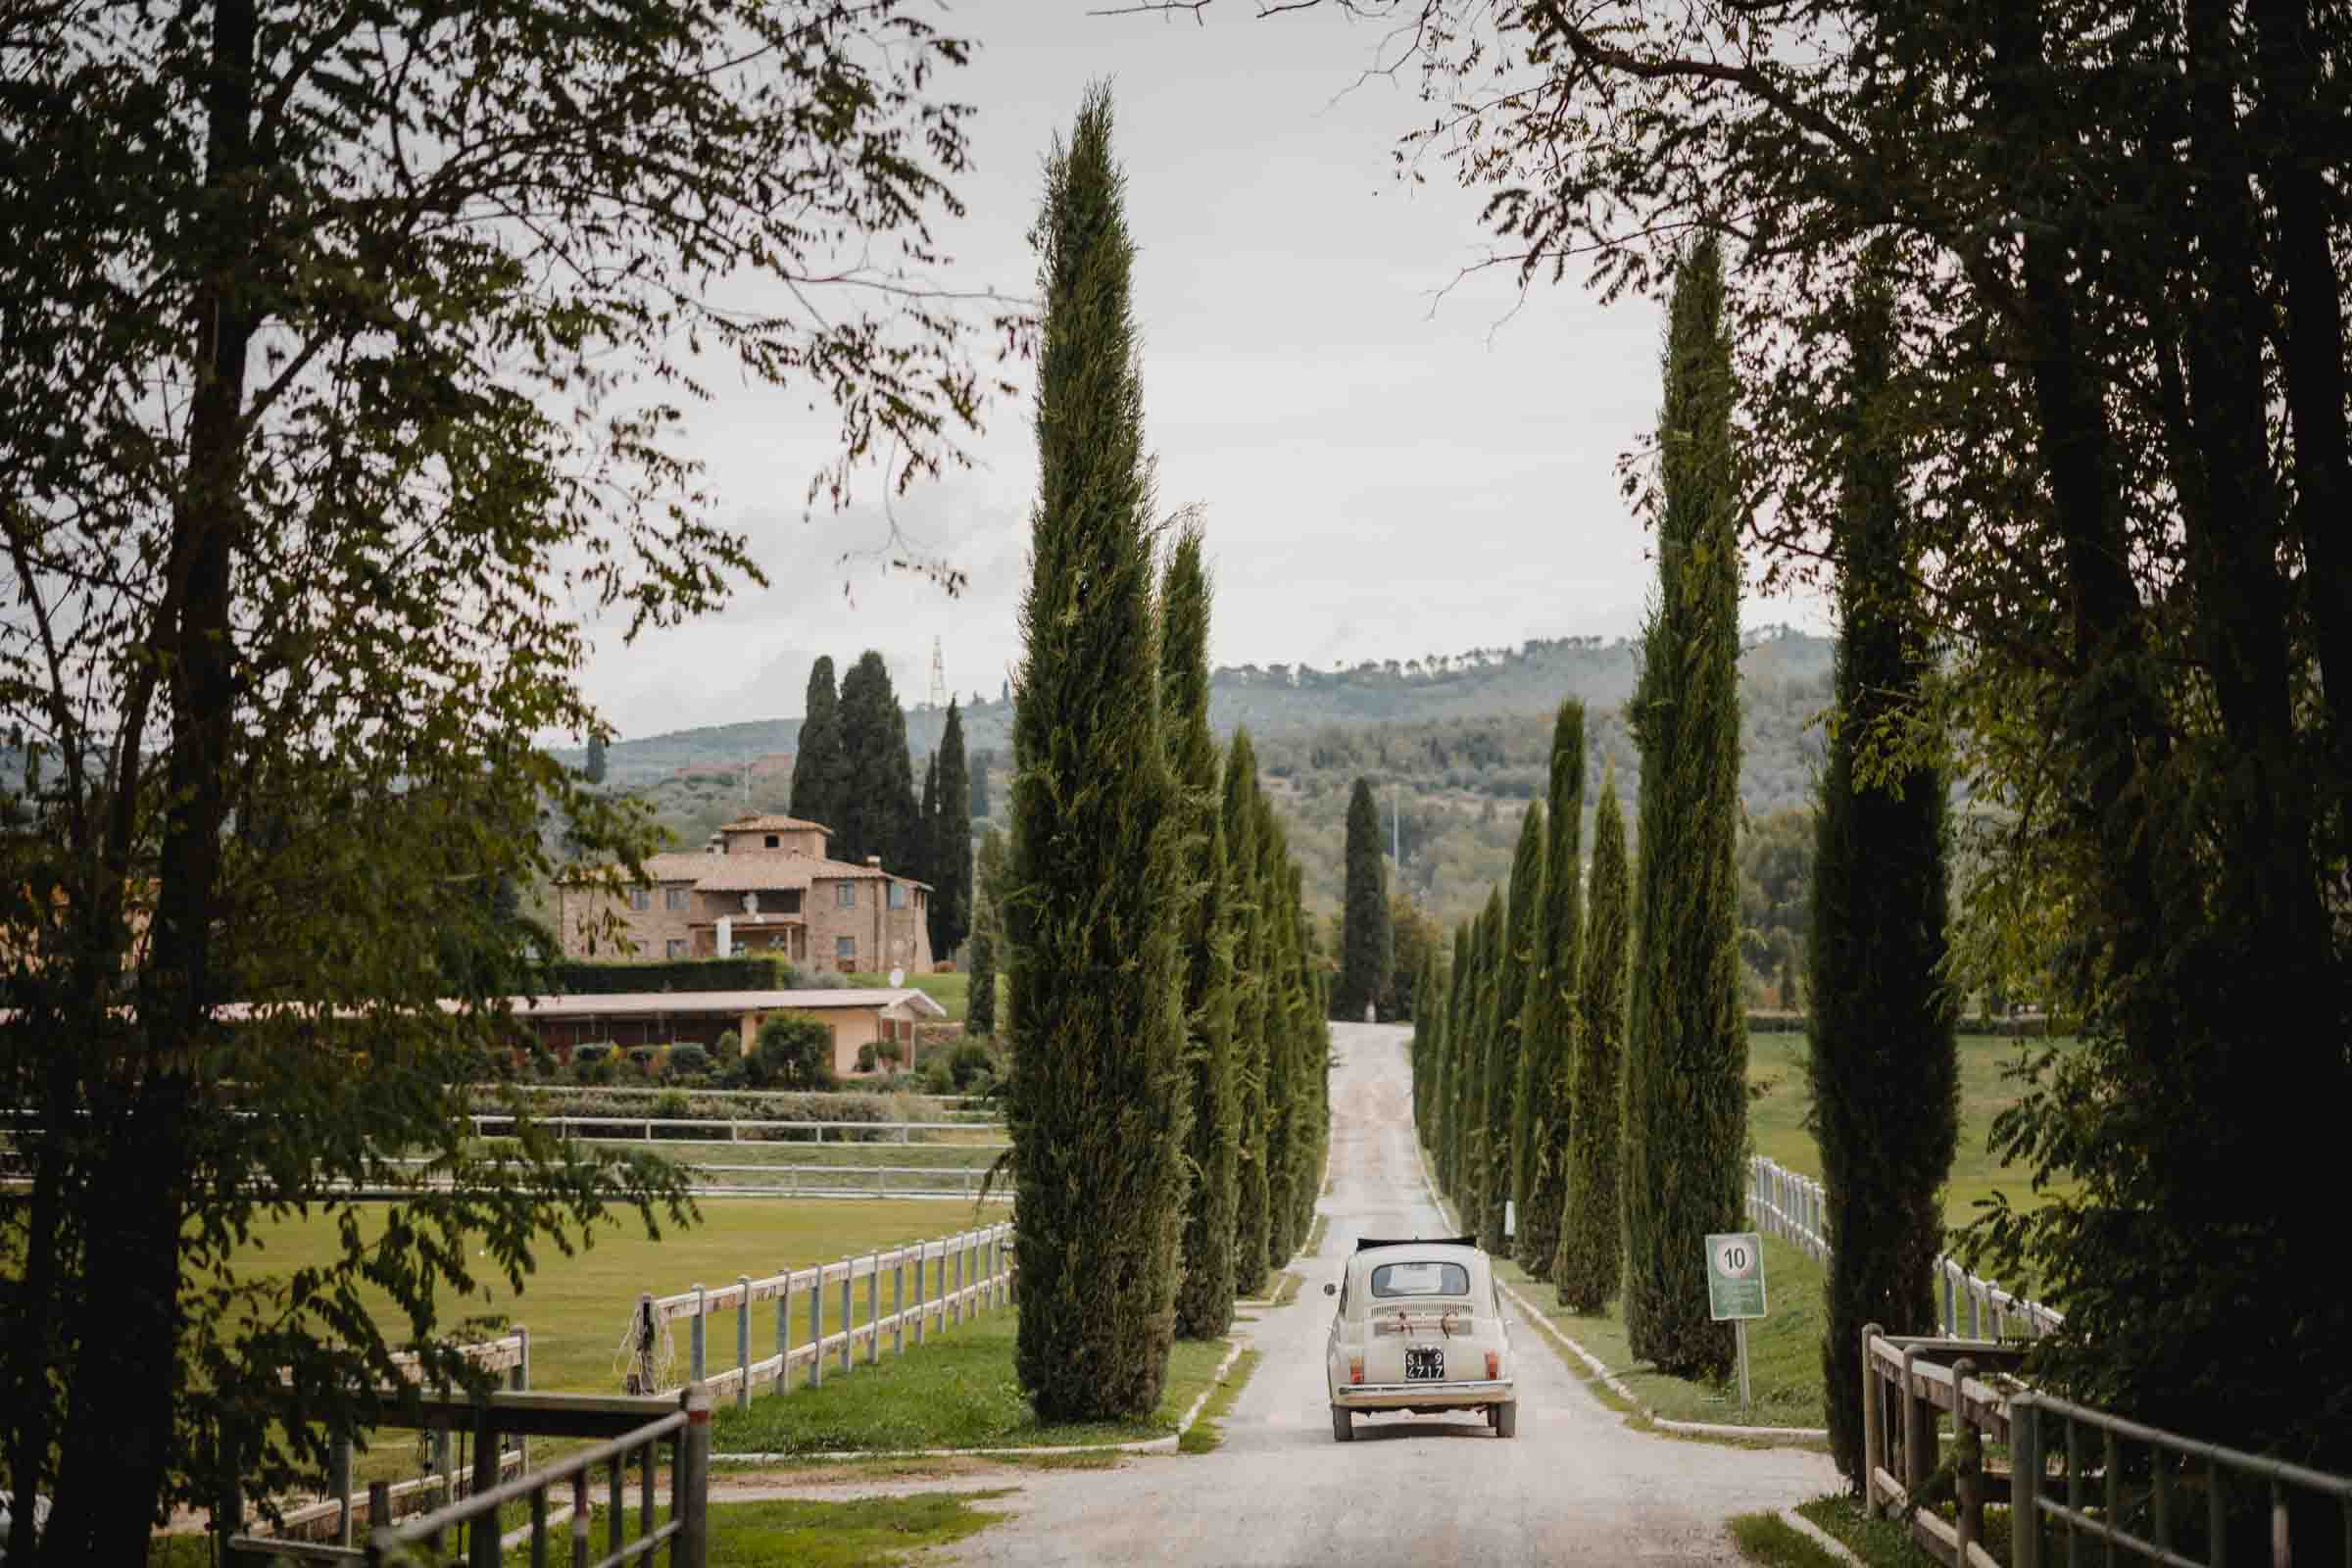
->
1353, 1234, 1480, 1253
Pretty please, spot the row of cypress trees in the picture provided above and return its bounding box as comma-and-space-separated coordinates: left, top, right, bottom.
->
1411, 238, 1958, 1479
1003, 83, 1330, 1423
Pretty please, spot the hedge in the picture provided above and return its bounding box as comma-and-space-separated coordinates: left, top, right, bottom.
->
551, 956, 798, 995
1744, 1011, 2053, 1038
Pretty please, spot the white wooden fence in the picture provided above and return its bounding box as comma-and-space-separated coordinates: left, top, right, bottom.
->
1746, 1153, 2065, 1339
625, 1221, 1015, 1409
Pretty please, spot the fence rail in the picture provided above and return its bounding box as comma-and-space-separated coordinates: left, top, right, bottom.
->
1746, 1154, 2064, 1339
1859, 1327, 2352, 1568
466, 1114, 1005, 1145
625, 1221, 1015, 1408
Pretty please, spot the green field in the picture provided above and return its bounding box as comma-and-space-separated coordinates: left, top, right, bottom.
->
1745, 1031, 2065, 1235
228, 1198, 1011, 1396
844, 970, 981, 1023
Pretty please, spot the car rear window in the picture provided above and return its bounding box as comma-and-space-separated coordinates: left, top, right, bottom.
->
1369, 1260, 1471, 1298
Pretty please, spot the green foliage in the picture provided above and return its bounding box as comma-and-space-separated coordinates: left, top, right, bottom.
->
1003, 83, 1190, 1423
1622, 237, 1748, 1380
1515, 702, 1585, 1278
1336, 778, 1392, 1018
1375, 892, 1446, 1022
1810, 264, 1958, 1482
929, 701, 973, 958
1164, 526, 1240, 1341
1225, 733, 1272, 1299
790, 659, 845, 833
714, 1030, 742, 1064
665, 1046, 710, 1079
1478, 802, 1545, 1252
1557, 761, 1630, 1311
835, 652, 922, 872
1256, 794, 1302, 1267
553, 956, 798, 995
1740, 808, 1815, 1008
584, 735, 610, 787
752, 1013, 836, 1092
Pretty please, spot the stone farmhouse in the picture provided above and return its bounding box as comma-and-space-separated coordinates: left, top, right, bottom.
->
557, 813, 933, 974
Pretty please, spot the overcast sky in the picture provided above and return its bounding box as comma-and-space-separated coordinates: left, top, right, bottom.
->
573, 1, 1829, 741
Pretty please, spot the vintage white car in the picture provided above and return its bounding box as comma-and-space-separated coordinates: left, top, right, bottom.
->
1323, 1235, 1517, 1441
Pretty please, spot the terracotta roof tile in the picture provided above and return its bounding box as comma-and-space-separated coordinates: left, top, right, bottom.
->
723, 813, 831, 833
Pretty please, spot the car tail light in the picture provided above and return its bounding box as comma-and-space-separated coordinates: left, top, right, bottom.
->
1486, 1350, 1500, 1380
1348, 1353, 1364, 1386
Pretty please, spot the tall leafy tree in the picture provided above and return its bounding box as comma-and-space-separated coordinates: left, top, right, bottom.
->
930, 701, 973, 959
0, 0, 1022, 1555
1622, 236, 1748, 1379
1003, 83, 1189, 1422
1809, 265, 1958, 1482
1558, 759, 1630, 1311
919, 750, 940, 887
1256, 791, 1300, 1266
1426, 922, 1467, 1154
1515, 702, 1586, 1277
1479, 801, 1545, 1251
1409, 948, 1442, 1131
1223, 731, 1270, 1298
966, 828, 1009, 1038
792, 658, 845, 834
1163, 527, 1239, 1338
969, 749, 994, 819
1337, 778, 1392, 1018
836, 651, 922, 874
584, 734, 610, 787
1453, 888, 1503, 1217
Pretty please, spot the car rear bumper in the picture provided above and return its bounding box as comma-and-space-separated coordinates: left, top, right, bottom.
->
1333, 1378, 1514, 1409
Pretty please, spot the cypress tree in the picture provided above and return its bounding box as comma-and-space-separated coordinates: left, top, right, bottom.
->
1440, 910, 1484, 1200
1427, 923, 1465, 1153
836, 650, 920, 872
970, 750, 993, 819
1223, 731, 1270, 1298
1288, 862, 1328, 1241
1809, 264, 1958, 1481
1558, 758, 1630, 1310
1337, 779, 1391, 1019
1622, 235, 1749, 1379
1516, 701, 1587, 1277
1454, 889, 1503, 1217
1410, 948, 1441, 1131
792, 657, 843, 832
920, 751, 939, 887
583, 733, 608, 786
931, 701, 972, 959
1480, 802, 1546, 1252
968, 827, 1007, 1037
1163, 527, 1239, 1339
1004, 83, 1190, 1421
1256, 793, 1299, 1267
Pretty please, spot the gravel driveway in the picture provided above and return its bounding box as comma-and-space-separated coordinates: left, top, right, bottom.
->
857, 1022, 1835, 1565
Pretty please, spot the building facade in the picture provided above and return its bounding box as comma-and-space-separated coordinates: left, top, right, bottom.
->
508, 987, 947, 1079
557, 813, 933, 975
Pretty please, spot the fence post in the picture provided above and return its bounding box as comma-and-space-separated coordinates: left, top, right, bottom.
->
866, 1255, 880, 1365
679, 1382, 712, 1568
1952, 1358, 1980, 1562
366, 1480, 392, 1561
1861, 1324, 1885, 1519
736, 1276, 752, 1411
631, 1294, 657, 1395
1942, 1262, 1958, 1337
1900, 1345, 1935, 1508
839, 1264, 853, 1376
2011, 1395, 2040, 1568
690, 1284, 707, 1385
893, 1251, 906, 1357
467, 1404, 500, 1568
332, 1432, 355, 1547
775, 1272, 790, 1393
808, 1271, 824, 1389
913, 1245, 928, 1346
513, 1325, 530, 1473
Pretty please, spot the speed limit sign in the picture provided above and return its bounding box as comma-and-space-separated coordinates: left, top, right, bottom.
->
1705, 1231, 1767, 1321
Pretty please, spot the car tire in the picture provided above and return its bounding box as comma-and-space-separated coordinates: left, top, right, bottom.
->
1494, 1400, 1518, 1439
1331, 1405, 1354, 1444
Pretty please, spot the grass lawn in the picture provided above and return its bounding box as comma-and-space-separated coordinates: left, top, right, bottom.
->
844, 970, 973, 1022
711, 1311, 1232, 1455
1495, 1234, 1831, 1431
1728, 1508, 1854, 1568
1179, 1348, 1263, 1454
1747, 1031, 2068, 1236
1793, 1494, 2001, 1568
226, 1198, 1012, 1396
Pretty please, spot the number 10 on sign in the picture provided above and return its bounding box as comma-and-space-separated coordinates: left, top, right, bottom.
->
1705, 1232, 1767, 1416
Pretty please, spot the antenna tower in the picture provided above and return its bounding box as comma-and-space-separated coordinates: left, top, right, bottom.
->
928, 636, 948, 710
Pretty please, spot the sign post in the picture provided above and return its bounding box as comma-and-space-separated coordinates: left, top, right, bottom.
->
1705, 1231, 1768, 1416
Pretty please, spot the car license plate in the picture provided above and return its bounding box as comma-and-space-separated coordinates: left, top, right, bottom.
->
1405, 1347, 1445, 1381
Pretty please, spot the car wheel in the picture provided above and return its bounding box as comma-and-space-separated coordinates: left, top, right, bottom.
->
1331, 1405, 1354, 1444
1494, 1400, 1518, 1439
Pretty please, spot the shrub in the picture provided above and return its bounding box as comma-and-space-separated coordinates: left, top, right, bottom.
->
572, 1042, 612, 1065
918, 1055, 956, 1096
801, 966, 849, 990
948, 1040, 995, 1092
653, 1089, 692, 1125
857, 1043, 878, 1074
667, 1044, 710, 1078
713, 1030, 741, 1064
749, 1012, 834, 1091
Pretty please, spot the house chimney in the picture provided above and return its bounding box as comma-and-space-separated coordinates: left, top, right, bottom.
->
865, 855, 881, 867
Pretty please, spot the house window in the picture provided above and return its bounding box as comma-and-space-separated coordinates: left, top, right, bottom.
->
665, 887, 689, 910
835, 882, 858, 908
887, 882, 907, 909
665, 939, 688, 958
629, 889, 650, 911
836, 936, 856, 963
764, 834, 780, 848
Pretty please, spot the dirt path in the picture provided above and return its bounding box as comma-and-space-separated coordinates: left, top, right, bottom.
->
734, 1023, 1835, 1565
